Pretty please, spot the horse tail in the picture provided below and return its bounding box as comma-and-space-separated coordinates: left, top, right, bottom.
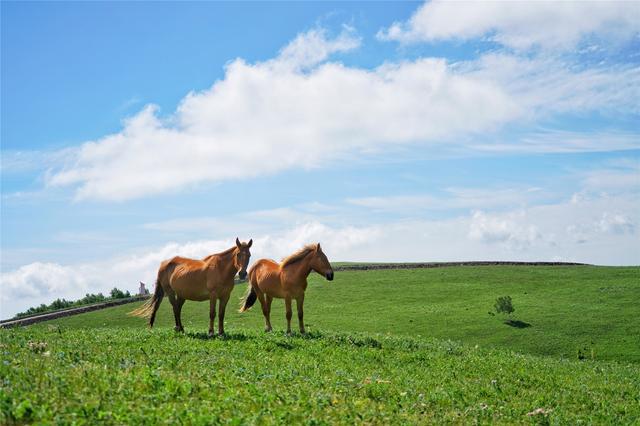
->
239, 285, 257, 313
128, 272, 165, 327
239, 264, 258, 312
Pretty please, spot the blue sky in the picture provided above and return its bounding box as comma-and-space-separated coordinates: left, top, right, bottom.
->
1, 1, 639, 318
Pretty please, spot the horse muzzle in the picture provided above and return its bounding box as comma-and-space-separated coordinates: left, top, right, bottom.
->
239, 271, 248, 280
326, 271, 334, 281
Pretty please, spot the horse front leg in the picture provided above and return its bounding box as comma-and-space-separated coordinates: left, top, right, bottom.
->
285, 296, 293, 335
217, 294, 229, 336
208, 293, 217, 338
296, 294, 305, 334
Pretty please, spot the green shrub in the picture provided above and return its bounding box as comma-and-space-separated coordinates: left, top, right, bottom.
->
77, 293, 107, 305
494, 296, 515, 315
110, 288, 131, 299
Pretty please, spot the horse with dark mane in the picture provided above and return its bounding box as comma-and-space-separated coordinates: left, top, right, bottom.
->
239, 243, 333, 334
130, 238, 252, 336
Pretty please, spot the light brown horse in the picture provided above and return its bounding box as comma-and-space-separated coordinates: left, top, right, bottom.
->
130, 238, 252, 336
239, 243, 333, 334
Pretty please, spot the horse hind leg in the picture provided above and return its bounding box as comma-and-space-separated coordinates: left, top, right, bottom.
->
175, 297, 186, 332
147, 285, 164, 328
261, 294, 273, 332
167, 293, 184, 332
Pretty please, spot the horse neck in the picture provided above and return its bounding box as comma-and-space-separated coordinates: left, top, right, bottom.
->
207, 248, 238, 279
283, 253, 314, 280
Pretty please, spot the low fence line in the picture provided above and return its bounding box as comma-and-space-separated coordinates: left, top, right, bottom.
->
0, 295, 150, 329
332, 261, 588, 271
1, 261, 589, 328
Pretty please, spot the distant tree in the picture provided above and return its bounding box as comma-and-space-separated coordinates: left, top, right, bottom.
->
50, 298, 73, 310
15, 304, 48, 318
494, 296, 515, 316
110, 288, 131, 299
75, 293, 106, 305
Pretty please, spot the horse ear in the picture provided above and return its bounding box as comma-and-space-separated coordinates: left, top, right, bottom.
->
316, 243, 321, 252
236, 237, 241, 248
248, 239, 253, 248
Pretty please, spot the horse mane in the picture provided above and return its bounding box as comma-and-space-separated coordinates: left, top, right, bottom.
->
202, 246, 237, 263
280, 244, 318, 269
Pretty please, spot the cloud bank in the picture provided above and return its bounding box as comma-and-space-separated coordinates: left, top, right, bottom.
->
378, 1, 640, 50
3, 183, 638, 318
45, 20, 639, 201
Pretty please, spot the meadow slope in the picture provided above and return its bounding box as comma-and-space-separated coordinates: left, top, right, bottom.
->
2, 328, 639, 424
2, 266, 639, 424
43, 266, 640, 362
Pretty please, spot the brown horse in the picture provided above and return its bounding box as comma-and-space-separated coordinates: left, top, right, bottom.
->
130, 238, 252, 336
239, 243, 333, 334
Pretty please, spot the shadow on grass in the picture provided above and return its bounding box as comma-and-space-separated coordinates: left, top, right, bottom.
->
265, 330, 325, 339
274, 341, 296, 350
185, 331, 252, 341
504, 319, 532, 328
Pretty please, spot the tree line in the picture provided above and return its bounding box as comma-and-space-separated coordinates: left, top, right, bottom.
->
14, 288, 132, 319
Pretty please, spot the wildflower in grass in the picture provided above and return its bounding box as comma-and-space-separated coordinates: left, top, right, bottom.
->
527, 407, 552, 416
27, 341, 47, 353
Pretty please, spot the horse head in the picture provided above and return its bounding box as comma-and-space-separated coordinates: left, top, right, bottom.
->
310, 243, 334, 281
234, 237, 252, 279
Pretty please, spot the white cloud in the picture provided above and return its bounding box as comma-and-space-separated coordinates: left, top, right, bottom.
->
569, 158, 640, 205
378, 1, 640, 50
348, 187, 544, 213
468, 210, 541, 249
276, 27, 361, 70
465, 53, 640, 117
475, 130, 640, 154
598, 212, 635, 235
1, 148, 75, 174
583, 168, 640, 193
1, 262, 90, 300
566, 210, 636, 243
47, 50, 519, 201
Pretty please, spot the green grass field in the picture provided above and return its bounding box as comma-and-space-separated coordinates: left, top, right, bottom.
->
41, 266, 640, 362
2, 266, 639, 424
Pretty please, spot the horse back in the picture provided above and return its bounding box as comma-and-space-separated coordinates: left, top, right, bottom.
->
158, 256, 208, 296
250, 259, 284, 296
249, 259, 279, 276
159, 256, 202, 275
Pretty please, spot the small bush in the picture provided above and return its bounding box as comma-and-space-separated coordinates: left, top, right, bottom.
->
110, 288, 131, 299
494, 296, 515, 316
577, 346, 595, 361
78, 293, 107, 304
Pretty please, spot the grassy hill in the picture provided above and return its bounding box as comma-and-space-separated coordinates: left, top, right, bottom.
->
3, 327, 639, 424
42, 266, 640, 362
2, 265, 639, 424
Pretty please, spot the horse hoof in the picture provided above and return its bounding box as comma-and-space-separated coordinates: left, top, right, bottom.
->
208, 332, 215, 338
174, 327, 184, 333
